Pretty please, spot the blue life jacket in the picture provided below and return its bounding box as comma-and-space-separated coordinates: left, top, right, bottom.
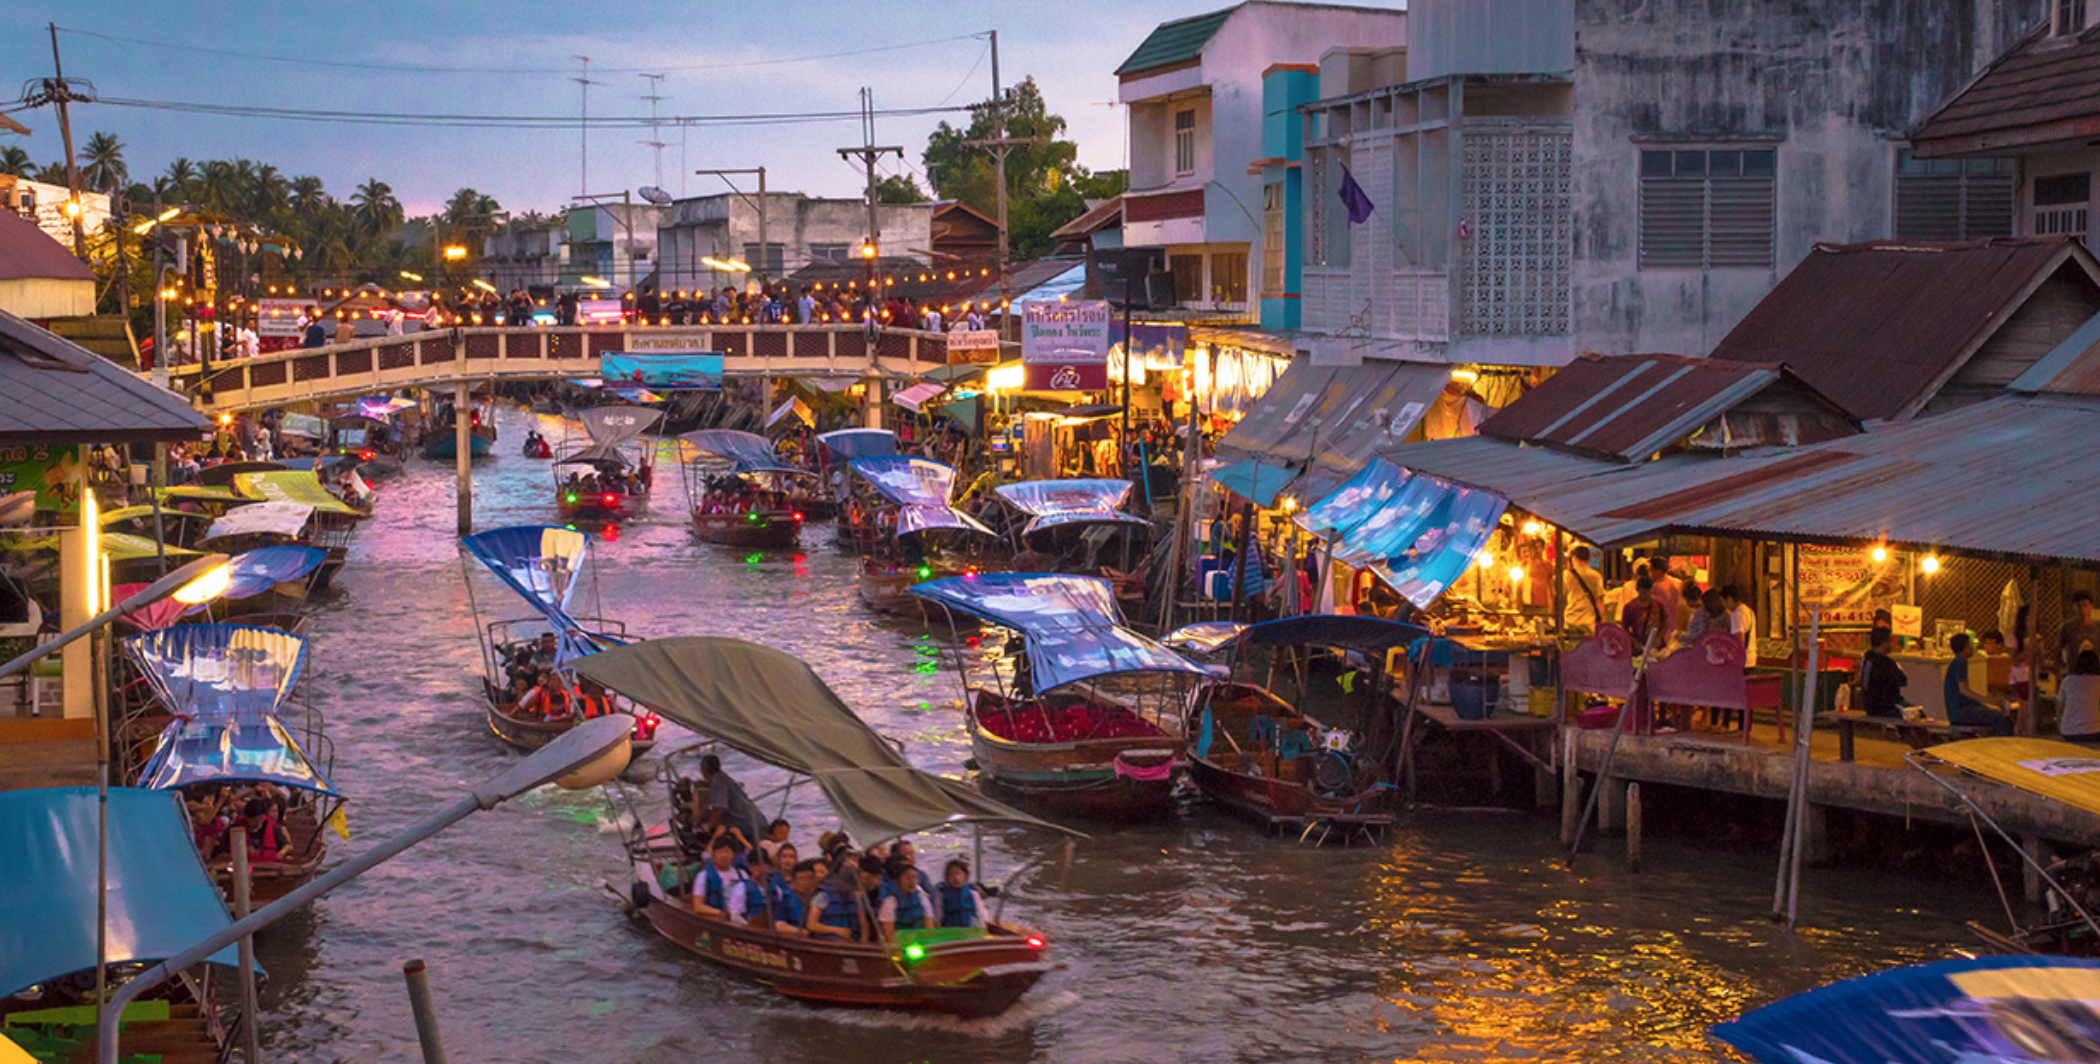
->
882, 881, 928, 930
936, 883, 979, 928
740, 877, 768, 920
773, 885, 808, 928
701, 865, 738, 911
817, 886, 861, 936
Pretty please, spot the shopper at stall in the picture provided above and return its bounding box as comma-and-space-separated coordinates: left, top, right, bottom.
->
1620, 574, 1662, 647
1943, 633, 2013, 735
1721, 585, 1758, 668
2061, 592, 2100, 677
1858, 626, 1906, 718
1561, 546, 1605, 634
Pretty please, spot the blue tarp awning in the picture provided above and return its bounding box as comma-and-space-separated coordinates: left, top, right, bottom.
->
995, 478, 1149, 536
818, 428, 896, 462
911, 573, 1214, 692
212, 545, 327, 605
1295, 458, 1408, 539
1297, 458, 1509, 609
0, 787, 251, 998
681, 429, 797, 474
1208, 459, 1299, 508
1161, 621, 1245, 655
459, 525, 600, 664
122, 624, 307, 721
139, 714, 339, 796
850, 456, 994, 537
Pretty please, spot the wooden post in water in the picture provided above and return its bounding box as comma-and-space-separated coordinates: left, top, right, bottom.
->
1560, 729, 1579, 846
1626, 782, 1643, 872
402, 960, 449, 1064
232, 832, 262, 1064
454, 382, 472, 535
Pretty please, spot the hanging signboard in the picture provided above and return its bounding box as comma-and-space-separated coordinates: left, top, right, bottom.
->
601, 351, 723, 391
1796, 543, 1909, 626
0, 445, 81, 519
256, 299, 307, 339
1021, 301, 1111, 391
946, 328, 1000, 365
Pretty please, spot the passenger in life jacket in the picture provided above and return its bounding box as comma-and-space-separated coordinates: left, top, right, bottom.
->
692, 835, 751, 921
763, 843, 799, 913
734, 850, 771, 927
518, 669, 573, 720
574, 679, 611, 720
773, 860, 818, 936
806, 861, 864, 940
935, 859, 986, 929
878, 857, 933, 941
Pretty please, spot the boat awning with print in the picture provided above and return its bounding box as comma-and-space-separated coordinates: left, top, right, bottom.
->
233, 471, 363, 516
137, 713, 339, 796
911, 573, 1216, 693
1213, 359, 1452, 502
680, 429, 796, 474
994, 478, 1148, 536
1297, 457, 1509, 608
459, 525, 602, 664
122, 623, 307, 721
203, 501, 314, 542
569, 637, 1076, 844
817, 428, 896, 461
214, 545, 328, 605
0, 787, 251, 998
849, 456, 994, 537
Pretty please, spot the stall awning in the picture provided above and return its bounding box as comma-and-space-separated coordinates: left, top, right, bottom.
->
892, 382, 946, 412
1298, 457, 1509, 608
1213, 359, 1451, 502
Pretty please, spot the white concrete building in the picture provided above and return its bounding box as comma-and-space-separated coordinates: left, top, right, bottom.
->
655, 192, 933, 295
1116, 2, 1407, 320
0, 176, 112, 247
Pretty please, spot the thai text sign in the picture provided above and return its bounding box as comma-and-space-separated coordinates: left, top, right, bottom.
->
1022, 301, 1110, 391
1797, 543, 1908, 626
602, 351, 723, 391
946, 328, 1000, 365
256, 299, 306, 339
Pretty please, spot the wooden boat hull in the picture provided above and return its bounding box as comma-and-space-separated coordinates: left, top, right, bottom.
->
559, 492, 648, 522
209, 805, 328, 907
422, 429, 494, 460
637, 892, 1053, 1018
1186, 753, 1392, 829
693, 509, 802, 548
789, 495, 838, 520
969, 724, 1179, 821
487, 701, 657, 763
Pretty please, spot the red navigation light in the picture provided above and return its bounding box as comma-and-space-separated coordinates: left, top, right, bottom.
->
603, 494, 617, 506
1025, 935, 1046, 950
792, 512, 803, 521
359, 449, 375, 461
632, 714, 659, 741
964, 568, 978, 579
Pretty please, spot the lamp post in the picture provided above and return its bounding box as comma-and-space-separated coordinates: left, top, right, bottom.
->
97, 715, 635, 1064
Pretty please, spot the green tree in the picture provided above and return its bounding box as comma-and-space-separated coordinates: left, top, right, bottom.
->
161, 158, 196, 200
921, 76, 1094, 258
874, 173, 928, 204
32, 162, 69, 185
0, 146, 30, 178
78, 132, 127, 194
352, 178, 404, 240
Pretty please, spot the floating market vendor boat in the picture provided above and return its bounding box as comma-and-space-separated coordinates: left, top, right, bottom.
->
554, 406, 661, 522
580, 636, 1078, 1018
848, 456, 1005, 617
679, 429, 807, 549
820, 428, 896, 548
912, 573, 1214, 820
992, 478, 1154, 604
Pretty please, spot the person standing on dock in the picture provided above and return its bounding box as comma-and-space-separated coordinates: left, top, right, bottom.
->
1561, 546, 1605, 635
2061, 592, 2099, 677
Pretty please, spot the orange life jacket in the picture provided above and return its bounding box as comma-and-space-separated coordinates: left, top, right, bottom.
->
536, 683, 573, 720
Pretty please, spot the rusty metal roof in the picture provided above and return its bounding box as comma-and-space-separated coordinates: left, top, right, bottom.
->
1050, 197, 1123, 243
1707, 238, 2093, 422
1475, 353, 1852, 461
1911, 23, 2100, 155
2012, 308, 2100, 396
0, 209, 93, 283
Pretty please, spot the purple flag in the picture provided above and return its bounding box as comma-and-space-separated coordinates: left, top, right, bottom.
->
1339, 164, 1375, 225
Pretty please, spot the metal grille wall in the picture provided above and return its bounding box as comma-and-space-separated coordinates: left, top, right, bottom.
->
1460, 127, 1572, 336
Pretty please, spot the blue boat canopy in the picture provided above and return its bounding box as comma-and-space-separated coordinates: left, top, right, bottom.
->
911, 573, 1216, 692
850, 457, 995, 537
1161, 621, 1246, 655
681, 429, 797, 474
460, 525, 601, 663
995, 478, 1149, 536
0, 787, 252, 998
138, 714, 339, 796
1208, 458, 1299, 508
211, 545, 327, 606
1712, 956, 2100, 1064
818, 428, 896, 461
122, 623, 307, 721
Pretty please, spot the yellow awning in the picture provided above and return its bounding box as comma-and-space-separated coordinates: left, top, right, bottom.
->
234, 472, 364, 516
100, 505, 214, 527
1923, 737, 2100, 817
158, 485, 245, 504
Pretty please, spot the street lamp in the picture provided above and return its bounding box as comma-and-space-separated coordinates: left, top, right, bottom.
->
0, 554, 230, 682
442, 245, 469, 261
96, 714, 634, 1064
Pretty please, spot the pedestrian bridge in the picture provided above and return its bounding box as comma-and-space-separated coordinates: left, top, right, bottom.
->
170, 323, 960, 414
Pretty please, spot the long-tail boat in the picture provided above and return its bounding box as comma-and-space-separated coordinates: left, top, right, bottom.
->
123, 623, 344, 904
848, 456, 1005, 616
460, 525, 661, 758
679, 429, 807, 548
819, 428, 896, 548
912, 573, 1215, 820
992, 478, 1155, 604
1178, 615, 1425, 843
554, 406, 662, 522
577, 636, 1077, 1018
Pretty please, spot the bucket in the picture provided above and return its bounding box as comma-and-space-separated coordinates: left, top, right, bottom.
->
1576, 702, 1622, 730
1528, 685, 1559, 717
1450, 672, 1499, 721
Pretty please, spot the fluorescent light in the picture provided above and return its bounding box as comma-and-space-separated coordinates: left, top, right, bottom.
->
579, 276, 613, 289
171, 563, 232, 605
472, 279, 498, 294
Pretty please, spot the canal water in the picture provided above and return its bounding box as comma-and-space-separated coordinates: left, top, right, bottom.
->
255, 406, 1991, 1064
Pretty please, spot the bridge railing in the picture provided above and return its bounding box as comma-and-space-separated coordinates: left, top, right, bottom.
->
171, 324, 959, 412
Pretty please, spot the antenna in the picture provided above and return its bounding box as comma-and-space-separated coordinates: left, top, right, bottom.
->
639, 73, 670, 189
572, 56, 602, 198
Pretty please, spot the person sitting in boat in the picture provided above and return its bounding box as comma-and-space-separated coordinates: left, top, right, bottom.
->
518, 669, 573, 720
935, 859, 986, 929
240, 790, 294, 862
764, 842, 799, 910
574, 679, 612, 720
773, 859, 819, 936
529, 632, 561, 672
877, 857, 934, 941
759, 818, 792, 865
807, 859, 870, 940
186, 787, 235, 861
692, 834, 753, 921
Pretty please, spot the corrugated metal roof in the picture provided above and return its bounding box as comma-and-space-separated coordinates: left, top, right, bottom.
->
1707, 238, 2091, 422
1115, 7, 1236, 76
0, 209, 94, 283
1217, 359, 1451, 501
1911, 22, 2100, 152
0, 310, 210, 444
1478, 353, 1787, 460
2012, 309, 2100, 395
1050, 196, 1123, 242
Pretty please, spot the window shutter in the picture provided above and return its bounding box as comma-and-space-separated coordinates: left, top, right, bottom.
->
1639, 177, 1706, 268
1960, 175, 2016, 239
1895, 175, 1964, 242
1707, 177, 1775, 267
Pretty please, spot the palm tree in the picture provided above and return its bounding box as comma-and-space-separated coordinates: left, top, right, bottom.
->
32, 162, 69, 185
77, 132, 127, 193
289, 175, 328, 221
352, 178, 404, 239
251, 164, 289, 218
198, 160, 240, 216
163, 158, 197, 200
0, 146, 30, 177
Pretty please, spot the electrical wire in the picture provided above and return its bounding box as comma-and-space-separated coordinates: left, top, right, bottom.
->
89, 95, 970, 130
54, 25, 984, 77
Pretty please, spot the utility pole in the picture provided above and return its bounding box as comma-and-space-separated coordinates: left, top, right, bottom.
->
695, 168, 768, 286
572, 56, 600, 199
965, 32, 1036, 340
639, 73, 669, 189
46, 24, 88, 259
835, 89, 904, 279
836, 89, 904, 430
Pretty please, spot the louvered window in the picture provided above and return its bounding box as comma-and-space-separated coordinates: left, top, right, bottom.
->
1639, 147, 1776, 269
2033, 172, 2091, 239
1894, 150, 2014, 241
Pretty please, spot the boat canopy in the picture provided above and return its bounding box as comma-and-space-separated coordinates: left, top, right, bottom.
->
1208, 458, 1298, 508
850, 456, 995, 537
355, 396, 418, 419
99, 505, 215, 527
1235, 615, 1431, 653
680, 429, 797, 474
1712, 955, 2100, 1064
568, 637, 1078, 843
995, 478, 1149, 536
0, 787, 252, 998
818, 428, 896, 461
561, 406, 664, 467
235, 470, 364, 516
197, 460, 288, 487
137, 713, 339, 796
0, 531, 201, 561
911, 573, 1217, 693
274, 455, 356, 474
123, 623, 307, 721
159, 484, 247, 505
460, 525, 600, 663
203, 501, 314, 542
1920, 737, 2100, 815
215, 545, 328, 604
1294, 457, 1509, 609
1162, 621, 1247, 655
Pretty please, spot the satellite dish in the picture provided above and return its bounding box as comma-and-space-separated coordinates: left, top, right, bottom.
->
638, 186, 673, 206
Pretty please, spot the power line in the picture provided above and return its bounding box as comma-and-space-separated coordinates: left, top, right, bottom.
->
83, 95, 971, 130
52, 25, 982, 76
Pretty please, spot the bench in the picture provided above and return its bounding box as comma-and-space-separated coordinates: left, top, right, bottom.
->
1818, 710, 1993, 762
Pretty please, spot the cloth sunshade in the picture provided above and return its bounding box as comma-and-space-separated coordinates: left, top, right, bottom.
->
211, 545, 327, 605
203, 501, 314, 542
849, 456, 995, 537
561, 406, 663, 467
460, 525, 602, 665
0, 787, 252, 998
1711, 955, 2100, 1064
911, 573, 1216, 693
995, 478, 1148, 537
1297, 458, 1509, 609
123, 623, 307, 721
159, 484, 247, 504
1208, 458, 1299, 508
680, 429, 797, 474
567, 637, 1074, 843
137, 713, 339, 796
817, 428, 896, 461
99, 505, 214, 528
1921, 737, 2100, 816
234, 471, 363, 515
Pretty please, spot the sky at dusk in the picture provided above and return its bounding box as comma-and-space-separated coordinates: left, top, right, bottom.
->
0, 1, 1218, 217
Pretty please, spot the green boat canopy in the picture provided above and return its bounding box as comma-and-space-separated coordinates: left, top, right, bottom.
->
0, 532, 201, 561
234, 471, 364, 516
568, 637, 1079, 844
